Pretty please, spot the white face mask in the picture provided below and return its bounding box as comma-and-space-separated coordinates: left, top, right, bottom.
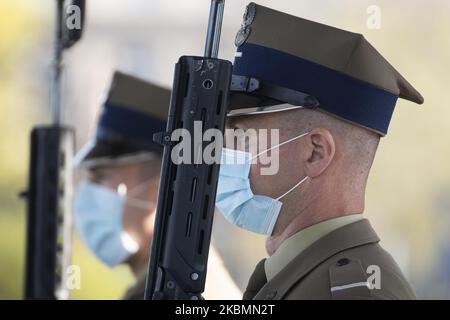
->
73, 180, 154, 267
215, 132, 309, 236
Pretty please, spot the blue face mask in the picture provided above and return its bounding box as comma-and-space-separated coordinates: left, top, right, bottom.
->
215, 132, 309, 236
73, 181, 152, 267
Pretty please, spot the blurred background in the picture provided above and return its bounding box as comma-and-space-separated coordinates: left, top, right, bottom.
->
0, 0, 449, 299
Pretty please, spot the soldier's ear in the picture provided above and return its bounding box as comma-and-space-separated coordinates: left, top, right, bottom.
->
303, 128, 335, 178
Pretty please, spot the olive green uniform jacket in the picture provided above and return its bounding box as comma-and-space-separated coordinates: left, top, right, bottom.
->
244, 219, 416, 300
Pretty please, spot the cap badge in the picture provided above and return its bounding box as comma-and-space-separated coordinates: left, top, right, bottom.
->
235, 3, 256, 47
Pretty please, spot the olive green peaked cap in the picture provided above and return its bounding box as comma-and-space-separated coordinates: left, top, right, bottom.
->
230, 2, 424, 135
74, 71, 171, 167
106, 71, 171, 121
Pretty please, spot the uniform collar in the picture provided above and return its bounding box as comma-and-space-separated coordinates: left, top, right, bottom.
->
265, 214, 364, 281
255, 218, 380, 300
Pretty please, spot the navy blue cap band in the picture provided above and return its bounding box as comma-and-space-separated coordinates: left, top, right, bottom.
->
98, 104, 166, 149
233, 43, 398, 135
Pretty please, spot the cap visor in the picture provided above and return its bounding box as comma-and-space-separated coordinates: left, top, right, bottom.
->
73, 139, 143, 168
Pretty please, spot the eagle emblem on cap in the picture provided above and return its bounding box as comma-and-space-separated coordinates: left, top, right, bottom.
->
235, 2, 256, 47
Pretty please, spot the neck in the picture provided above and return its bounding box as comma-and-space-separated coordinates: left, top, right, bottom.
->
127, 250, 148, 277
265, 183, 364, 256
126, 209, 156, 278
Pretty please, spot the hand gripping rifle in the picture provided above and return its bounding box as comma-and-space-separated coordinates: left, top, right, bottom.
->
22, 0, 86, 300
144, 0, 232, 300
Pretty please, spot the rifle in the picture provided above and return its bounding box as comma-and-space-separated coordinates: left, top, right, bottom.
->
22, 0, 86, 300
144, 0, 232, 300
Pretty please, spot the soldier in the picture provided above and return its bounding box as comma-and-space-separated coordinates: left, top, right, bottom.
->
73, 71, 241, 299
215, 3, 424, 300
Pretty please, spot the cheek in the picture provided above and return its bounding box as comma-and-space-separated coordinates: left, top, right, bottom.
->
122, 207, 146, 234
249, 164, 264, 194
249, 163, 282, 197
249, 147, 304, 197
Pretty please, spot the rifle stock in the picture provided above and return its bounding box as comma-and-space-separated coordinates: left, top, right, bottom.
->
145, 0, 231, 300
24, 127, 74, 299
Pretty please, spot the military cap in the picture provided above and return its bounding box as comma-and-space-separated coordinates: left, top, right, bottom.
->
229, 3, 424, 135
74, 71, 171, 168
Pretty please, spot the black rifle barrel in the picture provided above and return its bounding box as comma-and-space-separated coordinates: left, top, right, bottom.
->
51, 0, 86, 125
50, 0, 64, 126
204, 0, 225, 58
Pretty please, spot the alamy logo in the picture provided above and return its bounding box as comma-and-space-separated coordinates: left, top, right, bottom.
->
367, 264, 381, 289
366, 5, 382, 30
169, 121, 281, 175
66, 4, 82, 30
66, 264, 81, 290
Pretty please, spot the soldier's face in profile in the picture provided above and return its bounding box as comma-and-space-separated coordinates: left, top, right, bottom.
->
225, 109, 309, 200
87, 162, 158, 257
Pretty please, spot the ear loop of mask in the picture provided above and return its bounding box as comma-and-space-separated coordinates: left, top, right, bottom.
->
251, 131, 310, 161
249, 131, 311, 201
275, 176, 309, 201
117, 179, 156, 211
